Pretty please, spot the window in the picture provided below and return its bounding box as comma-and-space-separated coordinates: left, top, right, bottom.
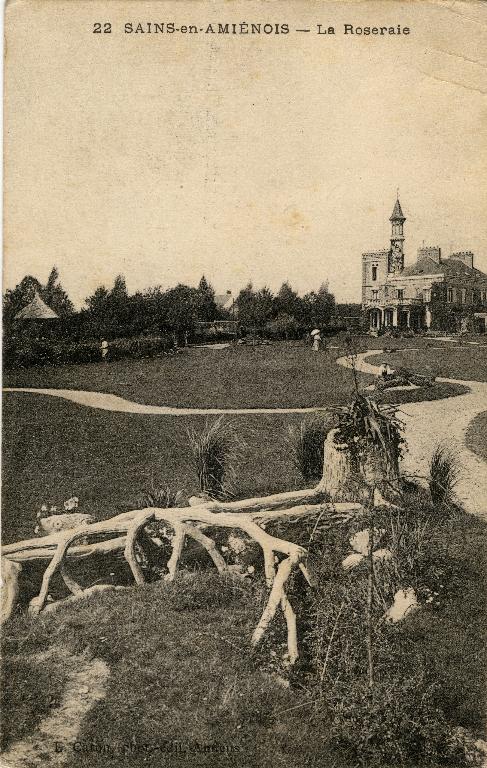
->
397, 289, 404, 301
372, 265, 378, 281
423, 289, 431, 303
483, 291, 487, 303
371, 290, 378, 301
461, 288, 467, 304
447, 287, 454, 303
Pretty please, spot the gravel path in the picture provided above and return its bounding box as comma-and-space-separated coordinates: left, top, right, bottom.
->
2, 650, 109, 767
337, 351, 487, 519
2, 387, 324, 416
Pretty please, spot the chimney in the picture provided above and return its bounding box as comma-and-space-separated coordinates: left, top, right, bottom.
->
417, 246, 441, 264
449, 251, 474, 269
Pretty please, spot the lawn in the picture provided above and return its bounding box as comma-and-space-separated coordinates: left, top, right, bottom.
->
4, 343, 367, 409
2, 393, 309, 546
2, 339, 472, 546
367, 345, 487, 382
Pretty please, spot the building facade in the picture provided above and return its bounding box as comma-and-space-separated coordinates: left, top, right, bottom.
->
362, 199, 487, 333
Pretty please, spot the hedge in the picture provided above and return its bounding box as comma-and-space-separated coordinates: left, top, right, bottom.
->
3, 334, 176, 369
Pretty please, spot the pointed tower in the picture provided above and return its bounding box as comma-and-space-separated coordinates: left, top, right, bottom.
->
388, 197, 406, 273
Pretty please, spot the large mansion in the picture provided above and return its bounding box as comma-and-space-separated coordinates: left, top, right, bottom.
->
362, 199, 487, 333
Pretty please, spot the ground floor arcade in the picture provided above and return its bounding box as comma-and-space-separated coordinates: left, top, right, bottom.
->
367, 304, 431, 332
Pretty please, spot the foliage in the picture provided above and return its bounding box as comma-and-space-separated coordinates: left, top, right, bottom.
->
235, 283, 274, 329
139, 483, 184, 510
196, 275, 218, 322
303, 281, 336, 329
3, 267, 74, 325
298, 489, 483, 767
265, 312, 301, 340
429, 444, 460, 508
335, 394, 404, 481
235, 280, 336, 335
186, 417, 244, 500
4, 334, 176, 369
288, 413, 336, 482
327, 673, 474, 767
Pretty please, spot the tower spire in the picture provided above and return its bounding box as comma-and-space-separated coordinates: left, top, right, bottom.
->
388, 194, 406, 273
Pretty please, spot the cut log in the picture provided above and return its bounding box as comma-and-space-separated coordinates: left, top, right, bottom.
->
317, 428, 363, 501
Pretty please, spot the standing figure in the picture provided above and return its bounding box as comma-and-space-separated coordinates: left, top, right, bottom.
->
311, 329, 322, 352
101, 339, 109, 362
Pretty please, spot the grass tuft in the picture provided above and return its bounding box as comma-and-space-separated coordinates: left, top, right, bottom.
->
429, 444, 460, 508
287, 413, 335, 483
186, 416, 245, 500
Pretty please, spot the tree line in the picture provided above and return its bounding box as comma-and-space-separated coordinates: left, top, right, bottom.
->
3, 268, 338, 342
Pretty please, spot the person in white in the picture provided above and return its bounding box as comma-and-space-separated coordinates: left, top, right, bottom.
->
311, 329, 321, 351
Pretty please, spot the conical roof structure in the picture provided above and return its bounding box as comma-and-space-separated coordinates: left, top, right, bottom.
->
14, 292, 58, 320
389, 198, 405, 221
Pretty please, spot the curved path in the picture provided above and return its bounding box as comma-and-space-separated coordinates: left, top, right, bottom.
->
3, 387, 324, 416
4, 349, 487, 517
338, 352, 487, 519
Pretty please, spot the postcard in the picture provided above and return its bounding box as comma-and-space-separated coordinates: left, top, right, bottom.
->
2, 2, 487, 766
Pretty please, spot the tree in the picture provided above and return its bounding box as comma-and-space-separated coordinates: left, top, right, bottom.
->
83, 275, 135, 338
3, 267, 74, 325
265, 312, 301, 340
43, 266, 74, 316
274, 282, 301, 321
236, 284, 274, 330
196, 276, 217, 322
85, 286, 110, 315
110, 274, 128, 300
304, 282, 335, 329
161, 284, 200, 342
3, 276, 43, 325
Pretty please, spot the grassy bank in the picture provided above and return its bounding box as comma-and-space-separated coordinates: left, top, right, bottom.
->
465, 411, 487, 462
2, 507, 486, 767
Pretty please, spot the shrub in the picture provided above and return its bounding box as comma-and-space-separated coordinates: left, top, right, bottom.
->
288, 413, 336, 483
327, 673, 474, 767
186, 417, 244, 500
139, 483, 184, 510
335, 395, 404, 488
429, 444, 460, 508
264, 313, 302, 340
4, 334, 176, 369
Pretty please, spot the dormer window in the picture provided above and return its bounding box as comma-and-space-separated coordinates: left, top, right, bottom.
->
372, 265, 378, 281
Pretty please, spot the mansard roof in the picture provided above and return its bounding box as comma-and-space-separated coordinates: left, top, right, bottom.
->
401, 257, 487, 280
389, 198, 405, 221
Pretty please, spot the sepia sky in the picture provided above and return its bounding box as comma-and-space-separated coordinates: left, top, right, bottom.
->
4, 0, 487, 307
